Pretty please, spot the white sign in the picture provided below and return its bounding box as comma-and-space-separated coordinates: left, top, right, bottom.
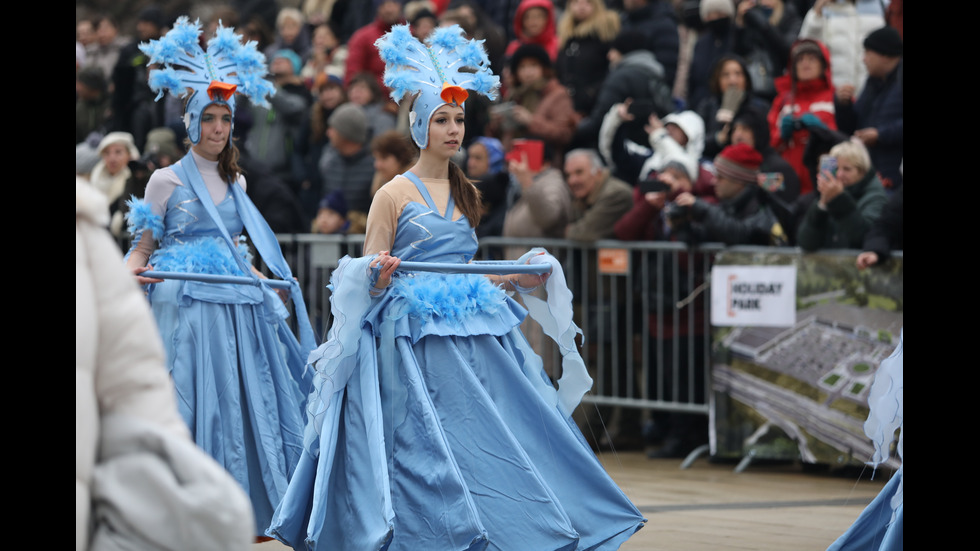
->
711, 265, 797, 327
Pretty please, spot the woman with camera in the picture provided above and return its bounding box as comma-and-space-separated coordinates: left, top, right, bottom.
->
794, 138, 888, 252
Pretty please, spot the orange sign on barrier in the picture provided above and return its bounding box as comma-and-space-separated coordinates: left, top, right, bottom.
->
597, 248, 629, 275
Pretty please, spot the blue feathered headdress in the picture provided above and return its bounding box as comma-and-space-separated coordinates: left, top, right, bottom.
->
138, 16, 274, 145
375, 24, 499, 149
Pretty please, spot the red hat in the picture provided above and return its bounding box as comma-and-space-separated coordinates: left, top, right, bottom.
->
714, 143, 763, 185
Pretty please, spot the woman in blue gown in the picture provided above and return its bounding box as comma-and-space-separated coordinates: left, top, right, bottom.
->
268, 24, 646, 550
124, 17, 316, 539
827, 332, 903, 551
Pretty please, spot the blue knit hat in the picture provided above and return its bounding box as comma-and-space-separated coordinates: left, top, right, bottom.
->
273, 49, 303, 76
472, 136, 505, 174
319, 190, 348, 216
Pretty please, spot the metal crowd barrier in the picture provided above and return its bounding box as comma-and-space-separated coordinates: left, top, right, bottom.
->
256, 235, 902, 427
262, 234, 720, 416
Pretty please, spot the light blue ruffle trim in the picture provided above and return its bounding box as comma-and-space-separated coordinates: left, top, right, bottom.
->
388, 273, 508, 324
150, 236, 254, 276
124, 196, 164, 240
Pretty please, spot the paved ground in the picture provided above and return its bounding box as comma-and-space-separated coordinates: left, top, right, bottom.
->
254, 452, 891, 550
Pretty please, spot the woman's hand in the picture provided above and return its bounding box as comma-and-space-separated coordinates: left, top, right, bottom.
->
511, 251, 550, 292
816, 169, 843, 207
615, 99, 634, 121
370, 251, 401, 292
511, 105, 533, 126
644, 113, 664, 134
673, 191, 696, 208
508, 152, 535, 187
132, 265, 164, 285
252, 266, 290, 303
836, 83, 856, 104
853, 127, 879, 147
856, 251, 879, 270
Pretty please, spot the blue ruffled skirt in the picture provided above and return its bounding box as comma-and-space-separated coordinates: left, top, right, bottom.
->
269, 262, 645, 550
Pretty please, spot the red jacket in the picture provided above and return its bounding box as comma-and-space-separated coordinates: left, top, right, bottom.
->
613, 168, 717, 338
767, 38, 837, 195
344, 15, 405, 94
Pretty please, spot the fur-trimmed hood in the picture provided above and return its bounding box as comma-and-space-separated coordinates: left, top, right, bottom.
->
558, 7, 620, 46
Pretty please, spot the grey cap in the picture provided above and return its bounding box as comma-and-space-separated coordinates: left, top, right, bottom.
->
328, 103, 368, 144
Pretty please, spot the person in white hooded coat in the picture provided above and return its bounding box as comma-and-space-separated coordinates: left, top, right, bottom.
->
76, 178, 254, 551
798, 0, 885, 99
598, 103, 706, 187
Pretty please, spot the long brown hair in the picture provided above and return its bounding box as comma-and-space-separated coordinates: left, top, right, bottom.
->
216, 140, 243, 182
449, 160, 482, 228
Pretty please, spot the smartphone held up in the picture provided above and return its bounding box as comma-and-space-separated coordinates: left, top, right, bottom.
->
819, 155, 838, 177
505, 139, 544, 171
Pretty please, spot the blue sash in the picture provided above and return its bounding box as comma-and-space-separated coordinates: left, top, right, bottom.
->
171, 153, 317, 352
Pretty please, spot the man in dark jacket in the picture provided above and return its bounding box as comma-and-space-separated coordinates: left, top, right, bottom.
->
836, 26, 903, 190
856, 182, 902, 270
672, 143, 788, 246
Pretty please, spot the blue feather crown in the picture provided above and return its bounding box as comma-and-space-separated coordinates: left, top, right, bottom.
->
138, 16, 275, 145
375, 24, 499, 148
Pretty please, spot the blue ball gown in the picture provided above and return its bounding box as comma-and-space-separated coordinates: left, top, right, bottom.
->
827, 332, 903, 551
126, 151, 314, 535
268, 173, 646, 550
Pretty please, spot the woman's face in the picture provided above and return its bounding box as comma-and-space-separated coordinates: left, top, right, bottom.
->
466, 143, 490, 178
374, 152, 402, 181
348, 81, 373, 106
719, 60, 747, 92
427, 104, 465, 158
278, 17, 301, 43
835, 156, 865, 187
522, 7, 549, 37
516, 58, 544, 85
412, 17, 436, 41
195, 104, 232, 161
313, 25, 337, 50
665, 123, 689, 147
795, 53, 823, 82
568, 0, 595, 23
731, 122, 755, 148
101, 143, 131, 175
319, 84, 345, 109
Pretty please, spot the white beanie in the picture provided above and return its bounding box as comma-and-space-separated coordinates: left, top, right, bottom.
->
700, 0, 735, 21
97, 131, 140, 160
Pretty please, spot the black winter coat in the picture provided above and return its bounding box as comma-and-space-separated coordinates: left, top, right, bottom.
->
619, 0, 680, 88
556, 33, 613, 117
837, 61, 904, 190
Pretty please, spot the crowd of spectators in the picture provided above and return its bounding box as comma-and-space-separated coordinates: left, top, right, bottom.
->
76, 0, 902, 260
76, 0, 901, 460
